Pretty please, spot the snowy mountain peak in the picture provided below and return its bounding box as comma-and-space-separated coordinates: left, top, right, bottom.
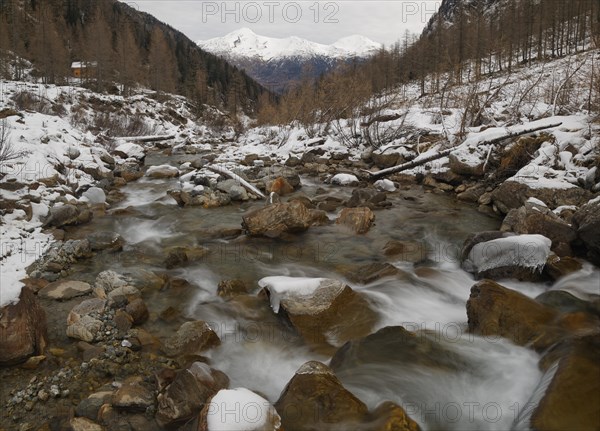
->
197, 29, 381, 61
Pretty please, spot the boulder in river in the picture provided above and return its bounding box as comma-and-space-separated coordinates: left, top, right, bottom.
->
242, 201, 328, 238
146, 164, 179, 178
461, 232, 552, 281
532, 334, 600, 431
88, 231, 125, 252
274, 361, 421, 431
336, 207, 375, 234
275, 361, 368, 431
266, 176, 295, 195
0, 287, 47, 365
466, 280, 563, 350
330, 326, 465, 372
258, 277, 377, 348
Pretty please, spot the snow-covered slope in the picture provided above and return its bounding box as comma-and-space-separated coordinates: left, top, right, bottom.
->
197, 27, 381, 61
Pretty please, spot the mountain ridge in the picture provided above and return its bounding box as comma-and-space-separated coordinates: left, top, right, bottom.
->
197, 28, 381, 62
196, 28, 381, 92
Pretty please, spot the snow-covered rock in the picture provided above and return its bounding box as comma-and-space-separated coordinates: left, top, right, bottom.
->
330, 173, 359, 186
146, 164, 179, 178
258, 276, 377, 347
374, 179, 396, 192
463, 234, 552, 280
114, 142, 145, 160
204, 388, 282, 431
81, 187, 106, 205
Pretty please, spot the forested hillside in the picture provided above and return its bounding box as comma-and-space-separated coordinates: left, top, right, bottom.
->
0, 0, 265, 112
259, 0, 600, 125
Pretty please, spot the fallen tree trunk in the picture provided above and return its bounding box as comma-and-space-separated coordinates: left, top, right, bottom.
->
363, 122, 562, 180
206, 165, 266, 199
115, 134, 175, 143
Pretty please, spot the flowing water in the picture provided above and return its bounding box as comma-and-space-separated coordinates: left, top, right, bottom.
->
65, 152, 600, 431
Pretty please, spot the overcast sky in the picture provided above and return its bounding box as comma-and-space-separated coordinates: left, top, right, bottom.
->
127, 1, 441, 46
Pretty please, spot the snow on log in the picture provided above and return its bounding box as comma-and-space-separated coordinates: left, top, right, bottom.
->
113, 134, 175, 143
364, 122, 563, 180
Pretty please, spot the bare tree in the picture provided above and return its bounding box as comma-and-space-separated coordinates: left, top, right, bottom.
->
0, 119, 29, 164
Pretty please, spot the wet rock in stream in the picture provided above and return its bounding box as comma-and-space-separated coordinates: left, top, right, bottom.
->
258, 277, 378, 349
242, 201, 328, 237
275, 361, 420, 431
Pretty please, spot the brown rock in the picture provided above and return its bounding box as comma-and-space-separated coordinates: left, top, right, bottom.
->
164, 246, 209, 269
21, 277, 49, 293
21, 355, 46, 370
501, 202, 576, 249
43, 204, 89, 228
39, 280, 92, 300
70, 417, 104, 431
156, 362, 229, 428
466, 280, 562, 350
544, 254, 583, 281
266, 177, 295, 196
492, 180, 591, 214
125, 298, 149, 325
164, 321, 221, 357
330, 326, 464, 373
366, 401, 421, 431
336, 207, 375, 234
0, 287, 47, 365
532, 334, 600, 431
372, 152, 400, 169
572, 198, 600, 265
114, 310, 134, 333
112, 381, 155, 411
107, 285, 141, 307
242, 201, 328, 238
456, 184, 486, 203
275, 361, 369, 431
261, 278, 377, 348
88, 231, 124, 252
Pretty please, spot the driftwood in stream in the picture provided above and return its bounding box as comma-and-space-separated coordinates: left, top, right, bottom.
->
364, 122, 562, 180
206, 165, 266, 199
